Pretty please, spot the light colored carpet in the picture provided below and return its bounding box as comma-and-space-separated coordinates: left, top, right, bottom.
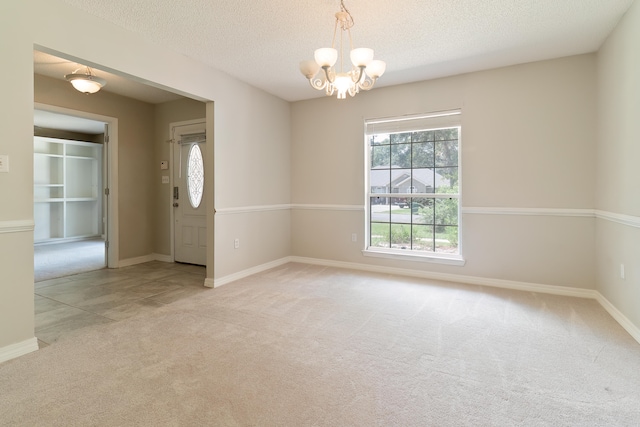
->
34, 239, 105, 282
2, 263, 639, 425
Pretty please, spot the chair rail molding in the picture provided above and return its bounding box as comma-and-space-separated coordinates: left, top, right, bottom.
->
461, 207, 594, 217
595, 210, 640, 228
0, 220, 35, 234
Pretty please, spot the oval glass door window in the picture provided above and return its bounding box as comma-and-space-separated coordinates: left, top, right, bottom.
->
187, 144, 204, 208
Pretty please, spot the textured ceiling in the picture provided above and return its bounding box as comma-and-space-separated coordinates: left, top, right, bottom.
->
50, 0, 634, 102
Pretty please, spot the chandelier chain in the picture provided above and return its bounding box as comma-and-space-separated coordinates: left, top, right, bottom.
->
339, 0, 355, 30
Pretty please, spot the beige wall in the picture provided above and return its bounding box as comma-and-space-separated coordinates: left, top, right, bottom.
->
0, 1, 38, 351
153, 98, 206, 256
213, 84, 292, 279
596, 0, 640, 328
291, 54, 597, 289
35, 74, 156, 260
0, 0, 291, 353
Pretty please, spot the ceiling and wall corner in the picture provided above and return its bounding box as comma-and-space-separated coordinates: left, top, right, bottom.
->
33, 50, 191, 132
55, 0, 635, 102
32, 2, 636, 104
34, 50, 185, 105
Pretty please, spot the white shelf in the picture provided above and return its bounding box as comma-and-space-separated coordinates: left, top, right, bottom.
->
34, 153, 64, 158
35, 199, 64, 203
66, 155, 97, 160
34, 136, 103, 243
67, 198, 98, 202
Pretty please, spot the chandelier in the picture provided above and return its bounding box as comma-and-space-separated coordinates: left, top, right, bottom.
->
65, 66, 107, 94
299, 0, 386, 99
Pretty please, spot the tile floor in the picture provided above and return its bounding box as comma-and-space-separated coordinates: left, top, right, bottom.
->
35, 261, 207, 347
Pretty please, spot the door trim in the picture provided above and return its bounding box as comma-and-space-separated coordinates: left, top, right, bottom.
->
34, 103, 119, 268
169, 118, 206, 263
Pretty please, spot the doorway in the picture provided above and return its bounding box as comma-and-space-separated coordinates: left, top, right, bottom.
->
33, 105, 118, 281
171, 120, 207, 266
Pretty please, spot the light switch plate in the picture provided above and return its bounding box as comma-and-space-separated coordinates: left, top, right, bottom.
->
0, 155, 9, 172
162, 175, 169, 184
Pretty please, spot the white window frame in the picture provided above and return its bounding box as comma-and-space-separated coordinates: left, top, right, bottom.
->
363, 110, 465, 266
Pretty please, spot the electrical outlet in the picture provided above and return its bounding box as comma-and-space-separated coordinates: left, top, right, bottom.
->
234, 238, 240, 249
351, 233, 357, 242
0, 155, 8, 173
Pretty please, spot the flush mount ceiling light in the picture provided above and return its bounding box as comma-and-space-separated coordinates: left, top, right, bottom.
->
299, 0, 386, 100
64, 66, 107, 94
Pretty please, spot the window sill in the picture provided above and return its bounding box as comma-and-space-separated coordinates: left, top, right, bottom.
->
362, 248, 466, 266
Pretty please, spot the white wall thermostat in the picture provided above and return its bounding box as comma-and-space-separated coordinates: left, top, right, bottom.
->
160, 160, 169, 170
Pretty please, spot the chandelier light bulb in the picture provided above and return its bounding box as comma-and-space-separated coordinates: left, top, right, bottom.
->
350, 48, 374, 67
69, 79, 102, 94
333, 73, 353, 99
299, 60, 320, 79
314, 48, 338, 68
365, 60, 387, 79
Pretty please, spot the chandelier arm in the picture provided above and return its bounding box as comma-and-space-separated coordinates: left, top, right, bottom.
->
325, 84, 335, 96
308, 78, 328, 91
321, 66, 335, 84
358, 77, 377, 91
351, 65, 366, 83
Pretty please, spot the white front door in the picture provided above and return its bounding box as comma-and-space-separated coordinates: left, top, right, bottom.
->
173, 121, 206, 265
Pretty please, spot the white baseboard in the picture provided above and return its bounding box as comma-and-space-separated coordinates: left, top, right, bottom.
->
211, 255, 639, 345
595, 293, 640, 344
0, 338, 39, 364
289, 256, 597, 299
118, 254, 156, 268
118, 253, 173, 268
212, 255, 594, 298
153, 253, 173, 263
213, 257, 293, 288
212, 255, 595, 298
288, 256, 640, 344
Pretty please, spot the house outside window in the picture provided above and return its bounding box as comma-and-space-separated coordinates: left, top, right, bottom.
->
364, 110, 463, 265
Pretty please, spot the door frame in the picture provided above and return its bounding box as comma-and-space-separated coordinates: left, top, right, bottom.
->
169, 118, 206, 262
34, 103, 119, 268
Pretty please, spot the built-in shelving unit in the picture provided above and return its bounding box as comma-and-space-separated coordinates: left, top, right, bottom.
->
34, 136, 103, 243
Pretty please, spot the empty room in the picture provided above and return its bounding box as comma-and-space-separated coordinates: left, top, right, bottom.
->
1, 0, 639, 425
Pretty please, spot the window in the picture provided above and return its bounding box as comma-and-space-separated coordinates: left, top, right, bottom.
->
365, 110, 462, 263
187, 144, 204, 208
